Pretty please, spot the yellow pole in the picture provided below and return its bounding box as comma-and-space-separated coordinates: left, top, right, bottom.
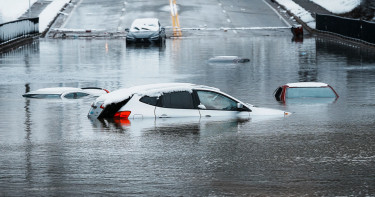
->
170, 0, 182, 37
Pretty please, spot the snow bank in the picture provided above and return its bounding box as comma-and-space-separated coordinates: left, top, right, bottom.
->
275, 0, 316, 29
39, 0, 70, 33
310, 0, 361, 14
0, 0, 37, 23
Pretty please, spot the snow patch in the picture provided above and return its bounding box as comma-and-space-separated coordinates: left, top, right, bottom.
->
275, 0, 316, 29
39, 0, 70, 33
286, 82, 329, 87
130, 18, 160, 32
98, 83, 199, 107
0, 0, 37, 23
310, 0, 361, 14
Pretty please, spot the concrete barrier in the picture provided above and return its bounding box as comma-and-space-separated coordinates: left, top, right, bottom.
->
316, 14, 375, 45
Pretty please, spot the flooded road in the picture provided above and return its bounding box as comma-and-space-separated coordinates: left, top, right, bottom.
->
1, 35, 375, 196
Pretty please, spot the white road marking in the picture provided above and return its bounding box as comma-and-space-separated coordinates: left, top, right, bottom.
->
61, 0, 83, 28
262, 0, 291, 27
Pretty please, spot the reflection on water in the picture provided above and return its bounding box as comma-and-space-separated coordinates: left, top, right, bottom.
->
90, 116, 251, 136
1, 36, 375, 196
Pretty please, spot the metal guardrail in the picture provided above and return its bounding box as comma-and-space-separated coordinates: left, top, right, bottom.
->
316, 14, 375, 45
0, 18, 39, 45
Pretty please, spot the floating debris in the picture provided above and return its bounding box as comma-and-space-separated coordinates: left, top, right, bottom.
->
208, 56, 250, 63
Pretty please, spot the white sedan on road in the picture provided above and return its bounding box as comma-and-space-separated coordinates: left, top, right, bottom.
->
88, 83, 290, 120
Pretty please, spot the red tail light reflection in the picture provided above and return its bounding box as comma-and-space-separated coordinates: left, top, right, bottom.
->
113, 111, 131, 126
113, 118, 131, 126
114, 111, 131, 119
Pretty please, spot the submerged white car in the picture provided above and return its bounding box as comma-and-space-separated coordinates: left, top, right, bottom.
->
88, 83, 290, 120
23, 87, 109, 99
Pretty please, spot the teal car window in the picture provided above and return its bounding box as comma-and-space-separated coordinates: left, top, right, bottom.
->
286, 87, 336, 98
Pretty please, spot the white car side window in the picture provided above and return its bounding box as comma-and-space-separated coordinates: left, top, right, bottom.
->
196, 91, 237, 111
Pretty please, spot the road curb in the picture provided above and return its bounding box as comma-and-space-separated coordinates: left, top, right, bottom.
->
40, 0, 73, 38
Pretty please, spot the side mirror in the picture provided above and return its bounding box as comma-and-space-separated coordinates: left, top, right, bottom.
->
198, 104, 206, 109
237, 103, 251, 112
237, 103, 244, 109
125, 28, 129, 32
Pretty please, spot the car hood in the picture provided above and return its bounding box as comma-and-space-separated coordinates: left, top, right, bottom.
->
246, 103, 291, 116
128, 30, 159, 38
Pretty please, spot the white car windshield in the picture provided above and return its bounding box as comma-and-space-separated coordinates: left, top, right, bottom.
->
131, 20, 159, 31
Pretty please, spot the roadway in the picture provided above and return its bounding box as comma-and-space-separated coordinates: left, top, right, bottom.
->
48, 0, 297, 38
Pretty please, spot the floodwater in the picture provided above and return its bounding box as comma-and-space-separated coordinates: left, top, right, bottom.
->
1, 34, 375, 196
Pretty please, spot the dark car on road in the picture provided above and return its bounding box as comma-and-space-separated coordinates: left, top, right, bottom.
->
125, 18, 166, 45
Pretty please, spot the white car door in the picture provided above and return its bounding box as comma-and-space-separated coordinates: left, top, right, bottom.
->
195, 90, 250, 118
154, 91, 200, 118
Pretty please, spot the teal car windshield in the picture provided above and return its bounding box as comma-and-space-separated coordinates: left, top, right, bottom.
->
286, 87, 336, 98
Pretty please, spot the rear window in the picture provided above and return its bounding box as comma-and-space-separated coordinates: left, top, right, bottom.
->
63, 92, 89, 99
139, 96, 159, 106
286, 87, 336, 98
159, 91, 194, 109
24, 94, 61, 99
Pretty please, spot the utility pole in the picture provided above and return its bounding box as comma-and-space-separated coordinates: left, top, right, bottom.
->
169, 0, 182, 37
28, 0, 31, 18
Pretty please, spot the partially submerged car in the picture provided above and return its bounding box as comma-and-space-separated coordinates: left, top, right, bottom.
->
23, 87, 109, 99
274, 82, 339, 103
88, 83, 290, 121
125, 18, 166, 45
208, 56, 250, 63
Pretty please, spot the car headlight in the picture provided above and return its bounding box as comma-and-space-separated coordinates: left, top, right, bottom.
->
150, 33, 160, 39
126, 32, 135, 39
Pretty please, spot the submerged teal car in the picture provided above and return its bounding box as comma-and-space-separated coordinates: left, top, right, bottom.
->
274, 82, 339, 103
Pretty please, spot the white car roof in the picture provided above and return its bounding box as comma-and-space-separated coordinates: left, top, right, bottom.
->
25, 87, 107, 96
26, 87, 83, 94
98, 83, 220, 107
286, 82, 329, 88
